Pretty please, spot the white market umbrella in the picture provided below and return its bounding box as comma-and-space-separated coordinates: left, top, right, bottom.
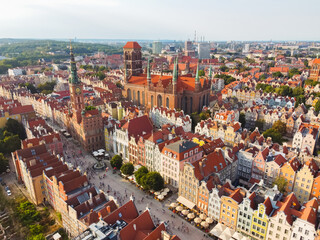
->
200, 213, 207, 220
194, 217, 202, 224
206, 217, 213, 224
170, 202, 178, 208
175, 206, 183, 212
182, 209, 189, 215
154, 191, 161, 196
187, 213, 195, 219
161, 191, 167, 196
158, 195, 164, 200
201, 221, 209, 228
163, 188, 170, 193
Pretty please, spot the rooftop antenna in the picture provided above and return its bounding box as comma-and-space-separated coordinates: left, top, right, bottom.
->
194, 30, 197, 43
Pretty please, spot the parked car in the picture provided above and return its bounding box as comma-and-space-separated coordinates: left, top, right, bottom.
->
6, 190, 11, 196
5, 186, 9, 191
1, 182, 5, 186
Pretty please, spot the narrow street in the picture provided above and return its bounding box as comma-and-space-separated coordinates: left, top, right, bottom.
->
56, 127, 210, 239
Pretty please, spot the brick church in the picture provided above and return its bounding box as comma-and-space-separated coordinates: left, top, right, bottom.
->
122, 42, 211, 114
66, 44, 104, 151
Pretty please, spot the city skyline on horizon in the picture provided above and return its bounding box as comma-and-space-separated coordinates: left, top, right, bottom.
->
1, 0, 320, 41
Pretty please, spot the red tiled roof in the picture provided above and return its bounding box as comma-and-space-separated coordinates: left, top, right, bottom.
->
9, 105, 34, 115
193, 149, 227, 181
119, 210, 155, 240
143, 223, 166, 240
128, 74, 208, 92
123, 41, 142, 49
122, 115, 153, 138
272, 193, 301, 225
103, 200, 138, 225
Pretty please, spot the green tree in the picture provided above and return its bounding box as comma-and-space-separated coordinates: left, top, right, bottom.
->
29, 224, 44, 236
263, 128, 283, 144
5, 118, 27, 139
116, 82, 122, 88
292, 87, 304, 97
295, 95, 305, 108
120, 162, 134, 176
255, 119, 265, 132
37, 81, 56, 94
272, 71, 283, 78
239, 113, 246, 128
1, 135, 21, 153
272, 176, 288, 194
199, 112, 210, 121
190, 112, 200, 131
96, 71, 106, 80
214, 74, 236, 85
305, 79, 318, 86
219, 65, 229, 72
198, 69, 205, 76
85, 105, 96, 111
141, 172, 164, 191
99, 66, 107, 71
134, 166, 148, 185
17, 201, 41, 226
256, 83, 267, 91
272, 120, 286, 135
264, 85, 274, 93
259, 74, 267, 80
315, 100, 320, 113
0, 153, 8, 173
29, 234, 45, 240
288, 68, 301, 78
110, 155, 123, 170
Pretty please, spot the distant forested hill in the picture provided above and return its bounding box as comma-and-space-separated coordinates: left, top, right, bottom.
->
0, 39, 122, 74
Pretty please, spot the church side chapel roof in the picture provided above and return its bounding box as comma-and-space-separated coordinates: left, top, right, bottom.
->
128, 74, 207, 92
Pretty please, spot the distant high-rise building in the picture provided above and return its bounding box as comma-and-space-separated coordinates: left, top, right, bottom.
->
198, 42, 210, 59
184, 41, 195, 56
185, 41, 193, 51
152, 41, 162, 54
243, 43, 250, 53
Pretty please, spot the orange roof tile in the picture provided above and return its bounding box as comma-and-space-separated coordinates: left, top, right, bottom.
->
123, 41, 142, 49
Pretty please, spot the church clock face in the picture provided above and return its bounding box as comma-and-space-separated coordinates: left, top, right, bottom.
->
75, 87, 81, 94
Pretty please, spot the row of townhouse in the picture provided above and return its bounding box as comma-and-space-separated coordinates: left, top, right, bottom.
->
195, 118, 242, 146
210, 182, 319, 240
241, 104, 317, 138
178, 146, 239, 213
149, 106, 192, 132
292, 122, 319, 155
221, 87, 296, 108
11, 144, 117, 237
11, 144, 179, 240
22, 116, 63, 155
241, 142, 320, 205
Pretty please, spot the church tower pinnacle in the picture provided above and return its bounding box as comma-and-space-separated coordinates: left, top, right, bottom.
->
147, 57, 151, 85
195, 62, 201, 92
68, 41, 84, 123
69, 41, 80, 84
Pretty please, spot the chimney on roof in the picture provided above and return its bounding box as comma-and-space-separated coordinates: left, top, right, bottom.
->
107, 205, 111, 214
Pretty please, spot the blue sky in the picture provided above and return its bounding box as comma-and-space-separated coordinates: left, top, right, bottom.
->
1, 0, 319, 41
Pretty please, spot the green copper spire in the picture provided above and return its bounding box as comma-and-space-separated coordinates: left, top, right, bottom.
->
147, 57, 151, 82
172, 58, 177, 83
209, 65, 212, 79
69, 41, 79, 84
195, 63, 200, 82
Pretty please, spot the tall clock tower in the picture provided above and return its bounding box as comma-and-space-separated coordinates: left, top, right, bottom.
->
69, 43, 84, 123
